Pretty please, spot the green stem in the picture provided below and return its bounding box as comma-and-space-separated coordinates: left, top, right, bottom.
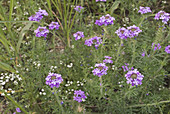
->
127, 100, 170, 108
53, 89, 65, 114
99, 76, 103, 96
5, 94, 28, 114
130, 39, 136, 65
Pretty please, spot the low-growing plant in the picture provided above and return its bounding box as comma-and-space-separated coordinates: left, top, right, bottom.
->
0, 0, 170, 114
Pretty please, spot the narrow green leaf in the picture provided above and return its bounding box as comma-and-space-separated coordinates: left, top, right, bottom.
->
109, 1, 120, 14
0, 61, 15, 72
9, 0, 14, 21
5, 94, 28, 114
16, 22, 33, 53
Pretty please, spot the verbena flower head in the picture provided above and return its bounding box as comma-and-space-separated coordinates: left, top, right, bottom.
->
84, 36, 102, 48
34, 26, 49, 37
125, 69, 144, 86
74, 6, 84, 12
152, 43, 161, 51
95, 14, 115, 26
154, 11, 170, 24
49, 22, 60, 30
28, 9, 48, 22
127, 25, 142, 38
45, 73, 63, 88
38, 9, 48, 16
103, 56, 113, 64
73, 31, 84, 40
92, 63, 108, 77
138, 6, 152, 14
96, 0, 107, 2
122, 63, 134, 72
73, 90, 87, 102
165, 45, 170, 54
115, 27, 129, 39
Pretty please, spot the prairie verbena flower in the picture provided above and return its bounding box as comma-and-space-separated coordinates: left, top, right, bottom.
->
16, 108, 21, 112
125, 69, 144, 86
45, 73, 63, 88
73, 31, 84, 40
74, 6, 84, 12
152, 43, 161, 51
84, 36, 102, 48
96, 0, 107, 2
49, 22, 60, 30
154, 11, 170, 24
95, 14, 115, 26
103, 56, 113, 64
28, 9, 48, 22
92, 63, 108, 77
115, 27, 130, 39
165, 45, 170, 54
127, 25, 142, 38
73, 90, 87, 102
34, 26, 49, 38
138, 6, 152, 14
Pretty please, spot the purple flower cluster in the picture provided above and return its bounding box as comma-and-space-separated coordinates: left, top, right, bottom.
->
95, 14, 115, 26
115, 25, 142, 39
74, 6, 84, 12
152, 43, 161, 51
127, 25, 142, 38
125, 69, 144, 86
96, 0, 107, 2
154, 11, 170, 24
138, 6, 152, 14
103, 56, 113, 64
84, 36, 102, 48
29, 9, 48, 22
73, 90, 87, 102
34, 26, 49, 38
165, 45, 170, 54
73, 31, 84, 40
92, 63, 108, 77
49, 22, 60, 30
45, 73, 63, 88
115, 27, 129, 39
122, 63, 134, 72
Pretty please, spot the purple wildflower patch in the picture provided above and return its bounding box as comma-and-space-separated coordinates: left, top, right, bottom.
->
165, 45, 170, 54
45, 73, 63, 88
84, 36, 102, 48
154, 11, 170, 24
34, 26, 49, 38
92, 63, 108, 77
49, 22, 60, 30
28, 9, 48, 22
95, 14, 115, 26
73, 90, 87, 102
125, 69, 144, 86
73, 31, 84, 40
138, 6, 152, 14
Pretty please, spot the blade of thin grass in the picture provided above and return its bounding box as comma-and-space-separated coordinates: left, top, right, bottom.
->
63, 0, 68, 30
16, 22, 33, 53
0, 27, 11, 53
68, 0, 76, 27
109, 1, 120, 14
0, 61, 16, 72
9, 0, 14, 21
5, 94, 28, 114
51, 0, 62, 19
